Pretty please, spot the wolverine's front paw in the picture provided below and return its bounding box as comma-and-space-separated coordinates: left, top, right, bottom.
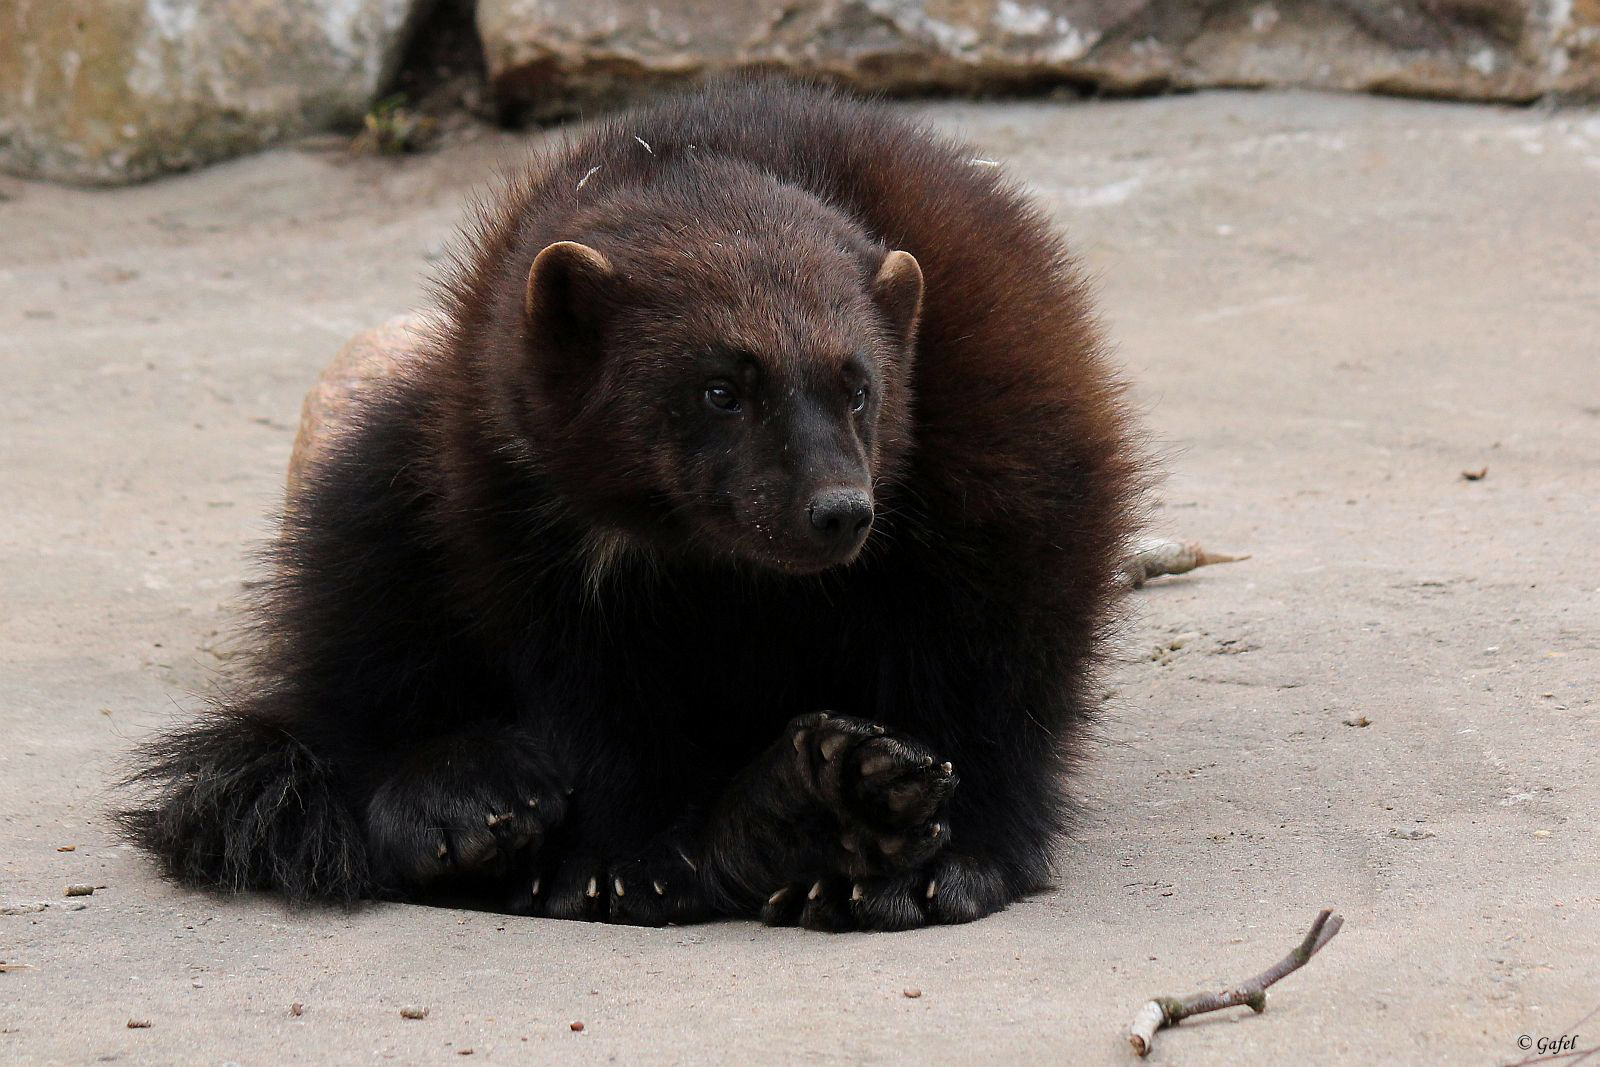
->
365, 731, 569, 893
785, 712, 957, 877
761, 853, 1011, 932
511, 841, 710, 927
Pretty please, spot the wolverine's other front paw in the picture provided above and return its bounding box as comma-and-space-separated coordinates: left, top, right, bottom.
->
365, 730, 569, 893
785, 712, 957, 877
761, 853, 1012, 932
511, 841, 709, 927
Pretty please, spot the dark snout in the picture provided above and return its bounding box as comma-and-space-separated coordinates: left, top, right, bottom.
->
804, 486, 873, 559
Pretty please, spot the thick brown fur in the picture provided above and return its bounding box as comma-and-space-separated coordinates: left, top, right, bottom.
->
120, 77, 1142, 931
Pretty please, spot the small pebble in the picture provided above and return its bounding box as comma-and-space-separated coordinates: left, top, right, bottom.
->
1343, 716, 1372, 728
57, 845, 75, 852
127, 1019, 152, 1029
1534, 829, 1552, 838
457, 1050, 474, 1056
570, 1021, 585, 1032
64, 884, 94, 897
903, 988, 922, 999
290, 1003, 305, 1017
399, 1006, 429, 1020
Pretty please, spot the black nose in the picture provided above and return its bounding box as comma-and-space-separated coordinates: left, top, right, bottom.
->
806, 488, 874, 551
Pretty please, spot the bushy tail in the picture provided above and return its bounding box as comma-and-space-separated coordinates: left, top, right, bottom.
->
116, 712, 370, 903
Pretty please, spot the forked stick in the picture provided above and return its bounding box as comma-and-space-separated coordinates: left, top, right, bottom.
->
1128, 909, 1344, 1057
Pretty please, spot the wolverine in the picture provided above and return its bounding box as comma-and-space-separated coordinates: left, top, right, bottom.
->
121, 78, 1140, 931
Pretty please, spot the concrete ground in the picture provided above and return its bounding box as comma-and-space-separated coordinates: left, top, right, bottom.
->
2, 90, 1597, 1066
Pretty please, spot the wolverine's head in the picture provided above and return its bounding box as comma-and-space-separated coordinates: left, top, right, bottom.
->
510, 169, 922, 574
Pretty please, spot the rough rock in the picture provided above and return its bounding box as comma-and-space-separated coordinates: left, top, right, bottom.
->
0, 0, 427, 185
477, 0, 1600, 117
287, 313, 429, 499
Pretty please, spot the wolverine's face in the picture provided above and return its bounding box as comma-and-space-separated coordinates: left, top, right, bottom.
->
624, 244, 921, 574
520, 235, 921, 574
654, 339, 884, 573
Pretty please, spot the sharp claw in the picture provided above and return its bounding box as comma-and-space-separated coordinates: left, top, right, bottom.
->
807, 881, 823, 901
585, 877, 599, 899
767, 887, 790, 907
614, 878, 625, 897
929, 822, 942, 838
530, 877, 541, 896
926, 879, 938, 899
851, 883, 864, 902
869, 724, 886, 735
677, 848, 698, 872
940, 762, 953, 775
436, 842, 449, 860
653, 880, 666, 896
486, 811, 513, 828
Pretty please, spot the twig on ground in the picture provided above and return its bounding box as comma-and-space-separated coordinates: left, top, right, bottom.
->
1118, 538, 1248, 589
1128, 908, 1344, 1057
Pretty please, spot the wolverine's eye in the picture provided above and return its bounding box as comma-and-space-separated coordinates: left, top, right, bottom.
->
704, 381, 741, 413
849, 385, 869, 413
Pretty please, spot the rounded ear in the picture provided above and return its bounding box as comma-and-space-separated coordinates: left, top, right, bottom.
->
525, 240, 614, 350
871, 250, 923, 347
